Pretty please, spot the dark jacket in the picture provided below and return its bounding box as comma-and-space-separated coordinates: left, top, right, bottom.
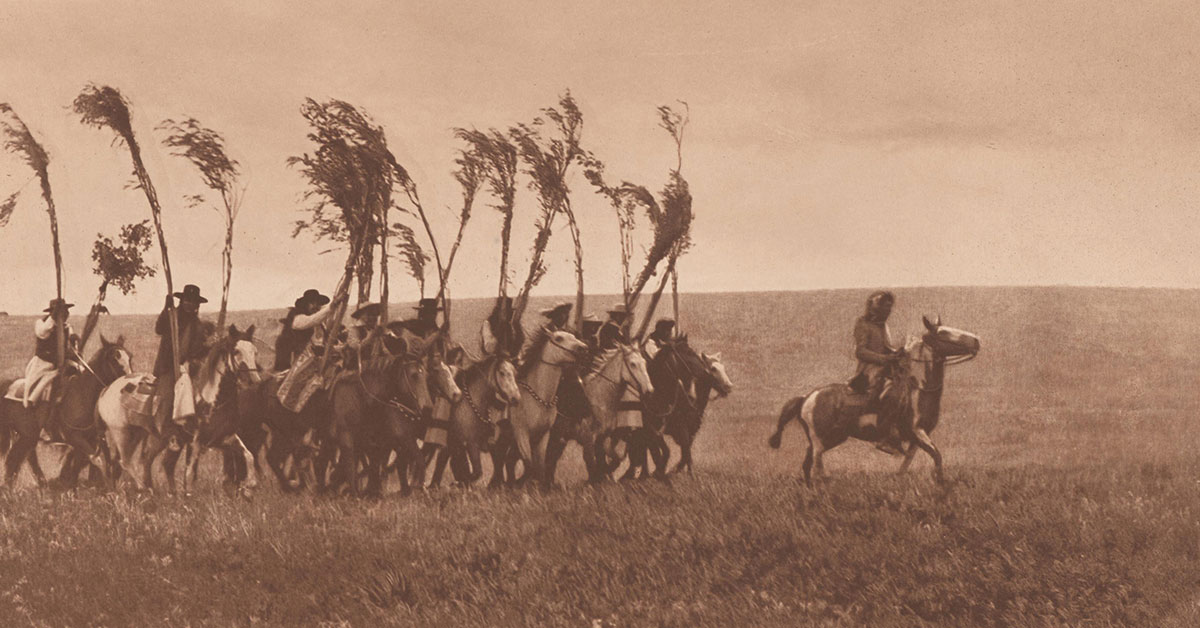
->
273, 308, 316, 371
853, 315, 894, 378
154, 307, 206, 378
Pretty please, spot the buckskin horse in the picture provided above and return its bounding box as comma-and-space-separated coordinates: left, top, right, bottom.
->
768, 316, 980, 486
321, 333, 435, 497
0, 335, 132, 488
429, 350, 520, 488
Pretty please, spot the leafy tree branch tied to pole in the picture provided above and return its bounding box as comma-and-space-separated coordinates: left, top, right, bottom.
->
80, 220, 156, 350
74, 84, 181, 382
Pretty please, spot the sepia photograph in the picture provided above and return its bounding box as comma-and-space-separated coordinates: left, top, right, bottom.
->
1, 1, 1198, 625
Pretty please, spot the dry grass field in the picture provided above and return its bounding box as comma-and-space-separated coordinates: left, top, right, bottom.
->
2, 287, 1199, 626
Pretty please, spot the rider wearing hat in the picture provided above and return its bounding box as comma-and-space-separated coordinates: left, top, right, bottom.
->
644, 318, 676, 358
598, 303, 631, 350
394, 298, 442, 338
480, 296, 523, 357
153, 284, 209, 435
23, 298, 75, 408
540, 301, 572, 332
274, 288, 333, 371
347, 302, 383, 352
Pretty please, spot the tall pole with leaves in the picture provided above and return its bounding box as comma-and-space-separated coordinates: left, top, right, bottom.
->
158, 118, 245, 330
80, 220, 156, 351
455, 129, 518, 301
74, 85, 180, 382
429, 143, 485, 326
511, 92, 586, 330
0, 104, 67, 366
289, 99, 399, 347
658, 103, 690, 329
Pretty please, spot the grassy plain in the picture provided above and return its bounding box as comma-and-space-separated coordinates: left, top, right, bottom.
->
1, 287, 1199, 626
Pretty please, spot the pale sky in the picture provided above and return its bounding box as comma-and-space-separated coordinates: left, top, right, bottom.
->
1, 0, 1198, 314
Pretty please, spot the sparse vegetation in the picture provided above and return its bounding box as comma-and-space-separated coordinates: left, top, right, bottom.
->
1, 286, 1198, 626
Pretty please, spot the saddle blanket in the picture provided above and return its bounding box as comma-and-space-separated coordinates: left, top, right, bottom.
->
3, 378, 54, 404
119, 375, 164, 418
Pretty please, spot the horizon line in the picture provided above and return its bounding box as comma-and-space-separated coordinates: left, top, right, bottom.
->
2, 283, 1196, 317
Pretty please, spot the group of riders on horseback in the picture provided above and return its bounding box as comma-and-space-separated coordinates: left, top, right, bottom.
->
5, 284, 979, 492
3, 280, 735, 494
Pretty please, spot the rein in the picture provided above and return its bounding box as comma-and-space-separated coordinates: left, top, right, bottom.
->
519, 379, 558, 409
356, 361, 424, 421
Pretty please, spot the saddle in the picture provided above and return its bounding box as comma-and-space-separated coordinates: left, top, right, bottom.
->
119, 374, 164, 418
4, 378, 56, 405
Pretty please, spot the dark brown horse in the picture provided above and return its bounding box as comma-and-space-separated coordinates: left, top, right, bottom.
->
625, 337, 733, 479
0, 335, 132, 489
768, 316, 980, 486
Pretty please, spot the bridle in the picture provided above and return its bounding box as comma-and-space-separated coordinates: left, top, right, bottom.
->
591, 346, 648, 399
356, 353, 426, 421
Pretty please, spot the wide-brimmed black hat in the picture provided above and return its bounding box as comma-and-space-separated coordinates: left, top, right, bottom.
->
173, 284, 208, 304
297, 289, 330, 308
581, 314, 602, 335
413, 297, 442, 312
43, 298, 74, 313
607, 303, 630, 317
540, 301, 572, 319
351, 302, 382, 320
653, 318, 676, 334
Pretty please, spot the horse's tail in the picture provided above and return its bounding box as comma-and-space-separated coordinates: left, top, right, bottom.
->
768, 395, 806, 449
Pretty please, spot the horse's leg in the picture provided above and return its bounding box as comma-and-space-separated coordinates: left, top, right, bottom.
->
160, 439, 183, 495
897, 443, 920, 475
533, 429, 551, 490
229, 434, 258, 490
107, 426, 140, 491
910, 428, 944, 483
649, 433, 670, 479
464, 442, 483, 485
4, 433, 36, 487
400, 439, 422, 497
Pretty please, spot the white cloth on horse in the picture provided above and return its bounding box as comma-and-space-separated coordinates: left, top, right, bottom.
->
616, 385, 642, 429
173, 368, 196, 420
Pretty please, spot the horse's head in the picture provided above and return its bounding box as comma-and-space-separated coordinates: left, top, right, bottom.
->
544, 330, 588, 365
97, 334, 133, 381
386, 338, 434, 420
620, 343, 654, 398
428, 351, 462, 404
920, 315, 981, 358
491, 357, 520, 405
700, 351, 734, 398
227, 324, 262, 386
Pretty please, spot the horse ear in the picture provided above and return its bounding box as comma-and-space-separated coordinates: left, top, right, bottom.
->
245, 324, 256, 339
712, 352, 722, 361
116, 334, 125, 346
935, 314, 942, 327
228, 324, 239, 338
922, 315, 938, 332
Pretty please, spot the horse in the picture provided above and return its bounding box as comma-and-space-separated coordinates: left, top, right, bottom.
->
168, 325, 263, 494
427, 351, 520, 488
358, 330, 462, 497
504, 328, 588, 489
768, 315, 980, 486
0, 335, 132, 489
578, 341, 655, 481
624, 337, 734, 479
97, 324, 261, 493
321, 334, 436, 497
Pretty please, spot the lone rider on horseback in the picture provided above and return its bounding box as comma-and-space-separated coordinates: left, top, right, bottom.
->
23, 299, 75, 410
852, 290, 904, 455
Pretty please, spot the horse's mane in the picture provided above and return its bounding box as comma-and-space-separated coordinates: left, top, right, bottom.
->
195, 335, 235, 387
516, 325, 552, 380
457, 353, 496, 385
586, 346, 621, 376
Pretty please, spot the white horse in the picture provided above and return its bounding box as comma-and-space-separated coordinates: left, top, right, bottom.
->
97, 324, 261, 493
580, 342, 656, 470
507, 328, 587, 489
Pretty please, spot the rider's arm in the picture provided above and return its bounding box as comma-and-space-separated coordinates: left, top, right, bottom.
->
292, 304, 332, 331
854, 321, 892, 365
34, 315, 55, 339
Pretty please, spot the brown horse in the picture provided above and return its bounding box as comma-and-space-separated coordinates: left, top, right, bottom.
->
429, 351, 520, 488
0, 335, 132, 488
768, 316, 980, 486
322, 336, 435, 497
